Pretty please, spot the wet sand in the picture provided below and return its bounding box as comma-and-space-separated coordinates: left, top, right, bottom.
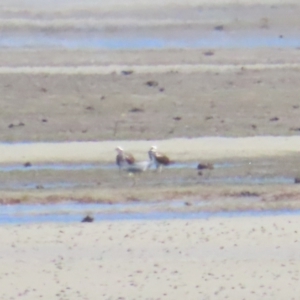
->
2, 53, 300, 141
1, 216, 300, 299
0, 137, 298, 207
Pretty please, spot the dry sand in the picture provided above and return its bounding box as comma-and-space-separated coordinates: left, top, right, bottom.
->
1, 216, 300, 300
1, 136, 300, 164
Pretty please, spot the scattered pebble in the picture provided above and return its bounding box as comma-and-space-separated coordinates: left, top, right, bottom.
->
81, 215, 94, 223
145, 80, 159, 87
121, 70, 134, 75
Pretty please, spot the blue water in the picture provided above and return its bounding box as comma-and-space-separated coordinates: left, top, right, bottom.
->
0, 161, 231, 172
0, 163, 114, 172
1, 32, 300, 49
0, 200, 200, 224
1, 202, 300, 224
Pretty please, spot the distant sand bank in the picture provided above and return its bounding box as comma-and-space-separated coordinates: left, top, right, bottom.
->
0, 136, 299, 164
1, 63, 300, 75
1, 0, 297, 10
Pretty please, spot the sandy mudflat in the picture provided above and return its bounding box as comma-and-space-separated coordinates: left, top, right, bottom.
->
0, 1, 299, 204
1, 0, 300, 298
0, 3, 300, 142
1, 216, 300, 300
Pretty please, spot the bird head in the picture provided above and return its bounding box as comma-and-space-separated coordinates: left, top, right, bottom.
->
149, 145, 157, 152
115, 146, 124, 154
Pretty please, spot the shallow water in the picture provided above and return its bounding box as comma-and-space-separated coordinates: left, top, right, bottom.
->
0, 161, 231, 172
0, 200, 197, 215
1, 200, 299, 224
0, 200, 207, 224
0, 163, 114, 172
1, 31, 300, 49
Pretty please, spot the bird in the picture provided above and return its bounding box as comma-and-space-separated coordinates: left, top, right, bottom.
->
115, 146, 135, 170
148, 146, 173, 172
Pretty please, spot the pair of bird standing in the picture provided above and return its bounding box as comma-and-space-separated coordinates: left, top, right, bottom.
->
115, 146, 173, 172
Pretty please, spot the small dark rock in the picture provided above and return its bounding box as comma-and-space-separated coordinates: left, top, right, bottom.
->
36, 185, 44, 189
239, 191, 259, 197
159, 87, 165, 92
121, 70, 134, 75
129, 108, 144, 113
101, 96, 105, 100
197, 163, 214, 170
259, 18, 269, 29
81, 215, 94, 223
251, 124, 257, 129
40, 87, 47, 93
295, 177, 300, 184
145, 80, 159, 87
203, 51, 214, 56
8, 121, 25, 128
293, 105, 299, 109
24, 162, 32, 167
85, 106, 94, 110
205, 116, 213, 120
173, 116, 182, 121
290, 127, 300, 132
279, 35, 283, 39
41, 118, 48, 123
184, 201, 192, 206
270, 117, 279, 122
128, 197, 140, 202
198, 171, 203, 176
214, 25, 224, 31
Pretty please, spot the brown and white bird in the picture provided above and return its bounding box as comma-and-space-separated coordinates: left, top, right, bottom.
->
115, 146, 135, 170
148, 146, 173, 171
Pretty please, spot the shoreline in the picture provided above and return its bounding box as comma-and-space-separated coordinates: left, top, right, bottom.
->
2, 203, 300, 225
